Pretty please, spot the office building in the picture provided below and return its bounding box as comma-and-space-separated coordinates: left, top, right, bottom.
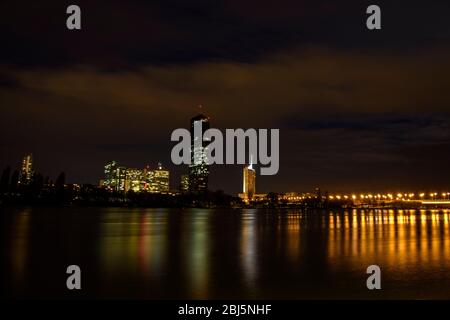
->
20, 154, 34, 185
125, 168, 143, 192
189, 113, 210, 193
149, 162, 169, 193
103, 160, 127, 192
180, 174, 189, 193
242, 161, 256, 202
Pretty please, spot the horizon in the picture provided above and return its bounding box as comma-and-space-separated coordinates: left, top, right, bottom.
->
2, 150, 450, 196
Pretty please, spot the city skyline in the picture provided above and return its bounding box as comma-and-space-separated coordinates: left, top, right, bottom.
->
3, 107, 450, 194
3, 151, 450, 200
4, 110, 449, 196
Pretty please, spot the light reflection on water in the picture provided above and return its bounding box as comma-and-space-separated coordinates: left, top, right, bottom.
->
10, 209, 31, 288
327, 210, 450, 273
4, 207, 450, 299
240, 210, 257, 289
183, 209, 210, 299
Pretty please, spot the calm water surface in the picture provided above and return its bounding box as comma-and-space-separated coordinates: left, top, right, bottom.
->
2, 207, 450, 299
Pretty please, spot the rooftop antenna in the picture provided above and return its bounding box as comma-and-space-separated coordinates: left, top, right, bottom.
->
197, 104, 211, 120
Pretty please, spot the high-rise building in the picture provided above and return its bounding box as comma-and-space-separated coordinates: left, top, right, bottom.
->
180, 174, 189, 193
148, 162, 169, 193
242, 160, 256, 202
103, 161, 127, 192
141, 165, 151, 191
189, 113, 210, 193
20, 154, 33, 185
125, 168, 143, 192
115, 166, 127, 192
103, 160, 118, 189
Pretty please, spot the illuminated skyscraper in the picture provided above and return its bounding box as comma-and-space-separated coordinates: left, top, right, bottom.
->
180, 174, 189, 193
103, 160, 126, 191
189, 113, 210, 193
103, 160, 118, 188
20, 154, 33, 185
125, 168, 143, 192
115, 166, 127, 191
242, 158, 256, 202
149, 162, 169, 193
141, 165, 151, 191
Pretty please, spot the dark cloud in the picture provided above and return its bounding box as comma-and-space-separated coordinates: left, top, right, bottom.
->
0, 72, 23, 89
2, 1, 450, 69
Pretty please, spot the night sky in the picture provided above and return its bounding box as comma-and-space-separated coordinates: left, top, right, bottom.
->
1, 0, 450, 194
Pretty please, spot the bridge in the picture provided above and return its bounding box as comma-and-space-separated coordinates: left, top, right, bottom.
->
376, 199, 450, 206
420, 200, 450, 205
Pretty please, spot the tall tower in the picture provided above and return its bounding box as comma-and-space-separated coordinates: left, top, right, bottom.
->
189, 113, 210, 193
242, 157, 256, 202
103, 161, 127, 192
20, 154, 33, 185
103, 160, 118, 189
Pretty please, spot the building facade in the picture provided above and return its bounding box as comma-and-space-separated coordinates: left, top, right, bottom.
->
242, 162, 256, 202
148, 162, 169, 193
103, 160, 118, 188
189, 113, 210, 193
103, 161, 127, 192
125, 168, 143, 192
103, 161, 170, 193
180, 174, 189, 193
20, 154, 34, 185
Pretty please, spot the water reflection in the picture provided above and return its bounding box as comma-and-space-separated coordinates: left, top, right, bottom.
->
98, 209, 168, 287
10, 208, 31, 287
326, 209, 450, 272
136, 210, 167, 279
4, 208, 450, 298
181, 209, 210, 298
240, 210, 258, 287
98, 210, 141, 278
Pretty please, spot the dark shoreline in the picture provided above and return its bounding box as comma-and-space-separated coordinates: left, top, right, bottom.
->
2, 203, 450, 211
